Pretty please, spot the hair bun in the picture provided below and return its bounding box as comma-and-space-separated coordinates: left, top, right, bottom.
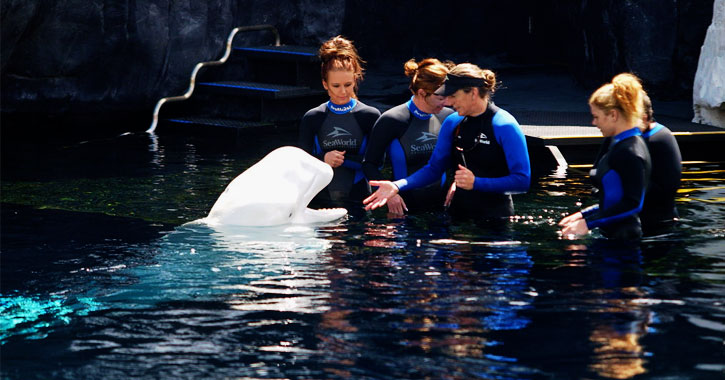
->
319, 35, 357, 63
404, 59, 419, 78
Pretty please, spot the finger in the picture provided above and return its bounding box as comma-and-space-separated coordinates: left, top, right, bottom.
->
372, 198, 387, 209
363, 193, 377, 205
364, 197, 382, 210
444, 193, 451, 206
400, 198, 408, 212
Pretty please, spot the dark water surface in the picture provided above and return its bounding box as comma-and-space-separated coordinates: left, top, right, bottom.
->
2, 131, 724, 379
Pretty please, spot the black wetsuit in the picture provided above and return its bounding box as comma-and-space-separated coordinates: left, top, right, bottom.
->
393, 103, 531, 220
298, 99, 380, 206
583, 128, 652, 240
641, 123, 682, 235
362, 98, 454, 211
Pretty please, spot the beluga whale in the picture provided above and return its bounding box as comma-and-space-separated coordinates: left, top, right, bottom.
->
204, 146, 347, 226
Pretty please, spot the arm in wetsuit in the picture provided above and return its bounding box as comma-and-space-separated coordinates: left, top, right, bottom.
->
644, 124, 681, 202
473, 111, 531, 193
340, 103, 380, 171
393, 113, 463, 191
297, 105, 327, 161
363, 113, 407, 180
582, 140, 649, 229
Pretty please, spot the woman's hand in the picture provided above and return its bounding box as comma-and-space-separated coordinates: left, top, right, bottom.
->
443, 182, 456, 208
324, 150, 346, 168
363, 181, 399, 210
559, 212, 589, 237
558, 212, 583, 227
454, 164, 475, 190
560, 218, 590, 237
386, 194, 408, 215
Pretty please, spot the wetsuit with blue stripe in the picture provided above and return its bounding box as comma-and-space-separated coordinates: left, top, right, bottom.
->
298, 99, 380, 205
641, 123, 681, 235
392, 103, 531, 219
583, 127, 651, 240
362, 98, 454, 211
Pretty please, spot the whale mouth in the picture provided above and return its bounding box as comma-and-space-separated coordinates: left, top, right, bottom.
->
298, 207, 348, 224
293, 179, 347, 224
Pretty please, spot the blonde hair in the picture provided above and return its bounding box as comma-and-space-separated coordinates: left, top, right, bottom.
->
404, 58, 450, 95
319, 36, 364, 94
448, 63, 498, 98
589, 73, 644, 126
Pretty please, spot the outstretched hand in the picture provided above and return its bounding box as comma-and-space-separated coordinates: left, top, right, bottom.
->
363, 180, 399, 210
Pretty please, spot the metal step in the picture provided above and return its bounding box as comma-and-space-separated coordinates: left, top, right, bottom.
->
234, 45, 319, 62
197, 81, 325, 99
164, 117, 273, 129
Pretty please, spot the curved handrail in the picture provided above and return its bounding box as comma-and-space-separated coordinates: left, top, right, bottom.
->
146, 24, 280, 133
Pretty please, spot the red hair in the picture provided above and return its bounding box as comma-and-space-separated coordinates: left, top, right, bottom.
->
319, 36, 364, 91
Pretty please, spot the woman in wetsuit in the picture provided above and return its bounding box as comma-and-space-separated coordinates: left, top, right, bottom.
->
297, 36, 381, 208
639, 93, 682, 236
363, 63, 531, 221
559, 73, 652, 240
362, 58, 454, 215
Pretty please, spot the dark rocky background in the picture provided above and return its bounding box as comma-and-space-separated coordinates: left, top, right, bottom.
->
0, 0, 714, 134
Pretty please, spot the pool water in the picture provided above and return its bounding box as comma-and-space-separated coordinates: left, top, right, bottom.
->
2, 130, 724, 379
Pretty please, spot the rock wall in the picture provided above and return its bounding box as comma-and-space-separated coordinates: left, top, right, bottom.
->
0, 0, 345, 124
342, 0, 712, 97
693, 0, 725, 128
0, 0, 715, 131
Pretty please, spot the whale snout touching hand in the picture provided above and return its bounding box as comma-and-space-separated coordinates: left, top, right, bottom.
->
204, 146, 347, 226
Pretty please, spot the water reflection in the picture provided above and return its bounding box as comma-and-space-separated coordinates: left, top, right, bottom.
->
106, 221, 337, 312
2, 132, 724, 379
306, 218, 540, 378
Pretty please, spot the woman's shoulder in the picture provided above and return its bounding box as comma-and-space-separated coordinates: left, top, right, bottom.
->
303, 102, 328, 118
353, 100, 382, 117
491, 108, 519, 127
611, 134, 649, 163
437, 107, 455, 119
646, 123, 677, 142
442, 111, 465, 125
378, 103, 410, 122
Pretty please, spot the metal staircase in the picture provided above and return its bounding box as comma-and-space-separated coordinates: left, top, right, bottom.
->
147, 25, 326, 137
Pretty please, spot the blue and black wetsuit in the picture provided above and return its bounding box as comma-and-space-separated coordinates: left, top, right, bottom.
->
393, 103, 531, 219
640, 123, 681, 235
362, 98, 454, 211
298, 99, 380, 206
584, 128, 652, 240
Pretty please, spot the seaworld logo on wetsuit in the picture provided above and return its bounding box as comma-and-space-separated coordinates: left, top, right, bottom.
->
410, 132, 438, 155
415, 132, 437, 143
323, 127, 357, 149
327, 127, 353, 138
476, 132, 490, 145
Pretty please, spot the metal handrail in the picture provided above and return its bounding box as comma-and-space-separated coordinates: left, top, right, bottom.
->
146, 24, 280, 133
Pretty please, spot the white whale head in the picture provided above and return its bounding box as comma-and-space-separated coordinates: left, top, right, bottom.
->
204, 146, 347, 227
